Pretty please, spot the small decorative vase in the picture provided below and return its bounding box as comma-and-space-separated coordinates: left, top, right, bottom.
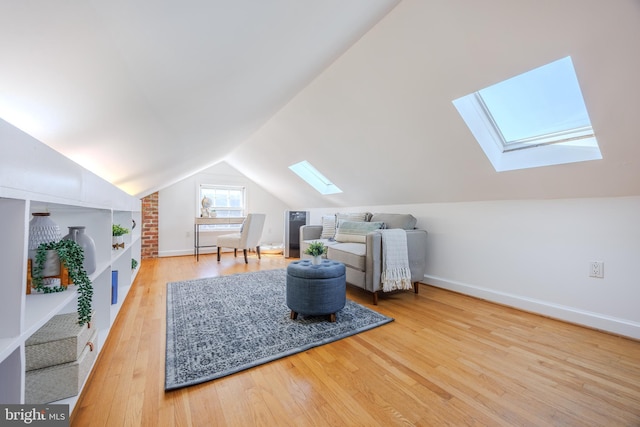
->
37, 251, 62, 278
28, 212, 62, 277
63, 226, 97, 275
312, 255, 323, 265
112, 235, 125, 250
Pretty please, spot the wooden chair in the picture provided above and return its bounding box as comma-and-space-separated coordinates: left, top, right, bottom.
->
216, 213, 266, 263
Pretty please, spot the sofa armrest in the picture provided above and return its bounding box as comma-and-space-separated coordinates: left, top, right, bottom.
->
299, 225, 323, 258
406, 229, 428, 281
365, 232, 383, 292
300, 225, 322, 241
365, 229, 428, 292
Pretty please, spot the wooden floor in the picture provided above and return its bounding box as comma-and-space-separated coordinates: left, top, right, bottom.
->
72, 254, 640, 426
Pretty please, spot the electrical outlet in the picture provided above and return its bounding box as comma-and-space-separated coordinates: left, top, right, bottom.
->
589, 261, 604, 278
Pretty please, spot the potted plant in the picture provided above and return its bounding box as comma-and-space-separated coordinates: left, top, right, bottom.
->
32, 240, 93, 326
305, 241, 327, 265
112, 224, 130, 250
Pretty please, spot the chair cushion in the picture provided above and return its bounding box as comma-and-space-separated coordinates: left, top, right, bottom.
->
216, 233, 241, 247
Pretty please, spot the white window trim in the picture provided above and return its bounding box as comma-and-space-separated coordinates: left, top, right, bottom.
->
475, 92, 595, 153
453, 93, 602, 172
289, 160, 342, 195
197, 184, 246, 231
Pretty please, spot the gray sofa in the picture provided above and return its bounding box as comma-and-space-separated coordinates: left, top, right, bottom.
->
300, 213, 428, 304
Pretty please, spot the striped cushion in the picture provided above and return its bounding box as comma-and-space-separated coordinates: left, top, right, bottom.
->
334, 221, 384, 243
320, 215, 337, 239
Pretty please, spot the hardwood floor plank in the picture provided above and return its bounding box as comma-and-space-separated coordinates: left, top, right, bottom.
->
71, 255, 640, 426
292, 351, 382, 426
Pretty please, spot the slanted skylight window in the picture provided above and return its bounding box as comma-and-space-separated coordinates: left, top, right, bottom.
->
453, 56, 601, 172
289, 161, 342, 195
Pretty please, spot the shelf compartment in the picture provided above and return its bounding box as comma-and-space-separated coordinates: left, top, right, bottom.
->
24, 286, 79, 340
0, 336, 21, 365
0, 347, 23, 403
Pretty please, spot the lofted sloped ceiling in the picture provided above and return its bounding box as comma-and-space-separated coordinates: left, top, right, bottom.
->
226, 0, 640, 208
0, 0, 399, 197
1, 1, 639, 207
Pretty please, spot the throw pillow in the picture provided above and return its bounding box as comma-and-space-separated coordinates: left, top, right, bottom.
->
336, 212, 371, 223
334, 221, 385, 244
320, 215, 337, 239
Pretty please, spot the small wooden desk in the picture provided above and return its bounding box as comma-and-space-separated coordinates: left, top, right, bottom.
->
194, 217, 245, 261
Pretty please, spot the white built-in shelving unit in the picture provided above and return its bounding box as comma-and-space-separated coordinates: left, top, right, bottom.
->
0, 118, 141, 412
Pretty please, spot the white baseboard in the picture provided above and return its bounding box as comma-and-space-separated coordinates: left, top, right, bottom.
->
159, 250, 194, 257
424, 275, 640, 340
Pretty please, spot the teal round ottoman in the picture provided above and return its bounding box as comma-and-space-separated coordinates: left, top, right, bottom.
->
286, 259, 346, 322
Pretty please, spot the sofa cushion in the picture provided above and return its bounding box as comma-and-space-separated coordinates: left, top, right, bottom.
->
328, 243, 367, 271
301, 238, 336, 257
370, 213, 417, 230
334, 221, 384, 243
320, 215, 337, 239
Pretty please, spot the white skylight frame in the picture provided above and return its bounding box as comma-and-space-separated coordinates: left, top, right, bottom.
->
289, 161, 342, 195
453, 56, 602, 172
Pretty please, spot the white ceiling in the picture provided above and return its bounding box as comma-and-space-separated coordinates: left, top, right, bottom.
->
0, 0, 399, 197
226, 0, 640, 208
2, 0, 640, 207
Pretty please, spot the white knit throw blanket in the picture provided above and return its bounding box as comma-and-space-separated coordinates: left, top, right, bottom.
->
380, 229, 413, 292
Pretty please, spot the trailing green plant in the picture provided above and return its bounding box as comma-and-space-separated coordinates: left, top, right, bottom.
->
32, 240, 93, 326
304, 241, 327, 257
112, 223, 130, 236
131, 258, 138, 270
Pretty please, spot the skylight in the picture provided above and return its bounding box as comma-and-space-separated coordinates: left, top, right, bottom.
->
453, 56, 601, 172
289, 161, 342, 195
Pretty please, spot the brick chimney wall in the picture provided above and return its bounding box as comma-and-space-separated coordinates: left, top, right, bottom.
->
141, 192, 158, 258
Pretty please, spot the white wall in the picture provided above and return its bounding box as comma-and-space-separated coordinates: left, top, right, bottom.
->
158, 162, 289, 257
156, 158, 640, 339
303, 196, 640, 339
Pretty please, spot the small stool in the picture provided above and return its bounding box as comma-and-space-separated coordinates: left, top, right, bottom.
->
286, 259, 346, 322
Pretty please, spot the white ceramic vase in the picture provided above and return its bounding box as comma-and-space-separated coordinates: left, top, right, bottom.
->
28, 212, 61, 277
112, 235, 125, 250
63, 226, 97, 275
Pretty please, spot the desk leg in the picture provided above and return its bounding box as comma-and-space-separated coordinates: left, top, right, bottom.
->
194, 223, 199, 261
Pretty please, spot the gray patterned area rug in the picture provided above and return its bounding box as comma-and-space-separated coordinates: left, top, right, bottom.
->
165, 269, 393, 390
